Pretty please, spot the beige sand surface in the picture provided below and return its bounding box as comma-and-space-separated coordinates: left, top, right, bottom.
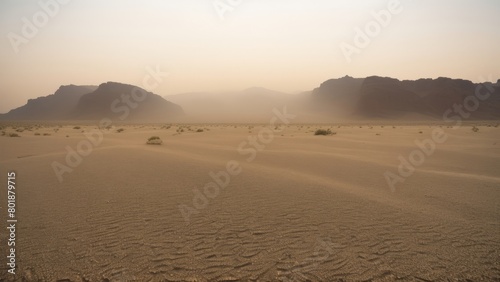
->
0, 122, 499, 281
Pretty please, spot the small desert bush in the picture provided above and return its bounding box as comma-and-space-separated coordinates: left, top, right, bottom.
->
34, 132, 40, 136
43, 133, 51, 136
73, 126, 81, 130
117, 128, 125, 133
314, 129, 334, 136
196, 129, 204, 132
147, 136, 162, 145
9, 133, 20, 137
472, 126, 479, 132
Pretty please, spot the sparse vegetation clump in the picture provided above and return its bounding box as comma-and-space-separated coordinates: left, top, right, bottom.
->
117, 128, 125, 133
34, 132, 40, 136
196, 129, 204, 132
147, 136, 162, 145
472, 126, 479, 133
9, 133, 20, 137
314, 129, 335, 136
43, 133, 51, 136
73, 126, 81, 129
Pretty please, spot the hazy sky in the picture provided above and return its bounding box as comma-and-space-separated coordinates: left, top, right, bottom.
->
1, 0, 499, 113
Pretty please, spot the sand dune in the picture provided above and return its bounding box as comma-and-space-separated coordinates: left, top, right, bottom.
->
0, 122, 499, 281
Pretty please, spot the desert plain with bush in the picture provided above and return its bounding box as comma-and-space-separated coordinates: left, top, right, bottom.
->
1, 120, 499, 281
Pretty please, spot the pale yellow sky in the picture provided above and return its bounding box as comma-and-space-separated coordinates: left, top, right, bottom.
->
1, 0, 499, 113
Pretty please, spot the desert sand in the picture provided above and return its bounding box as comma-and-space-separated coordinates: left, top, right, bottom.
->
0, 122, 499, 281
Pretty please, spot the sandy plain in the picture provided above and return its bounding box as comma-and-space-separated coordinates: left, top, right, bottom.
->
0, 122, 499, 281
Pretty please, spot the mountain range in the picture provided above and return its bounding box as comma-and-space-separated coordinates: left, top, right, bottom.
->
0, 82, 183, 122
1, 76, 499, 122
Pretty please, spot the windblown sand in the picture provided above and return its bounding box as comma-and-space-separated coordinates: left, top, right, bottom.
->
0, 122, 499, 281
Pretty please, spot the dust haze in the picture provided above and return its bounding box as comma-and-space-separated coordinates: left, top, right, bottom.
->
1, 0, 500, 281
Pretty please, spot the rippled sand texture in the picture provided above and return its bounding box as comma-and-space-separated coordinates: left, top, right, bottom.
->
0, 123, 499, 281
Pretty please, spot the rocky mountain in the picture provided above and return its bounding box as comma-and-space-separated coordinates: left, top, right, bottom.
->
0, 82, 183, 121
73, 82, 183, 121
0, 85, 97, 120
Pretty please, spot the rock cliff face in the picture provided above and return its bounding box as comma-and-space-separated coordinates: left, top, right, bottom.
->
310, 76, 365, 115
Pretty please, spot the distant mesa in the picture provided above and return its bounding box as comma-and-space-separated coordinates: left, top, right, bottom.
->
0, 82, 184, 121
310, 76, 500, 119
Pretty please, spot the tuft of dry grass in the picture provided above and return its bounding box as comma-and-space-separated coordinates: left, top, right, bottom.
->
146, 136, 162, 145
314, 129, 335, 136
